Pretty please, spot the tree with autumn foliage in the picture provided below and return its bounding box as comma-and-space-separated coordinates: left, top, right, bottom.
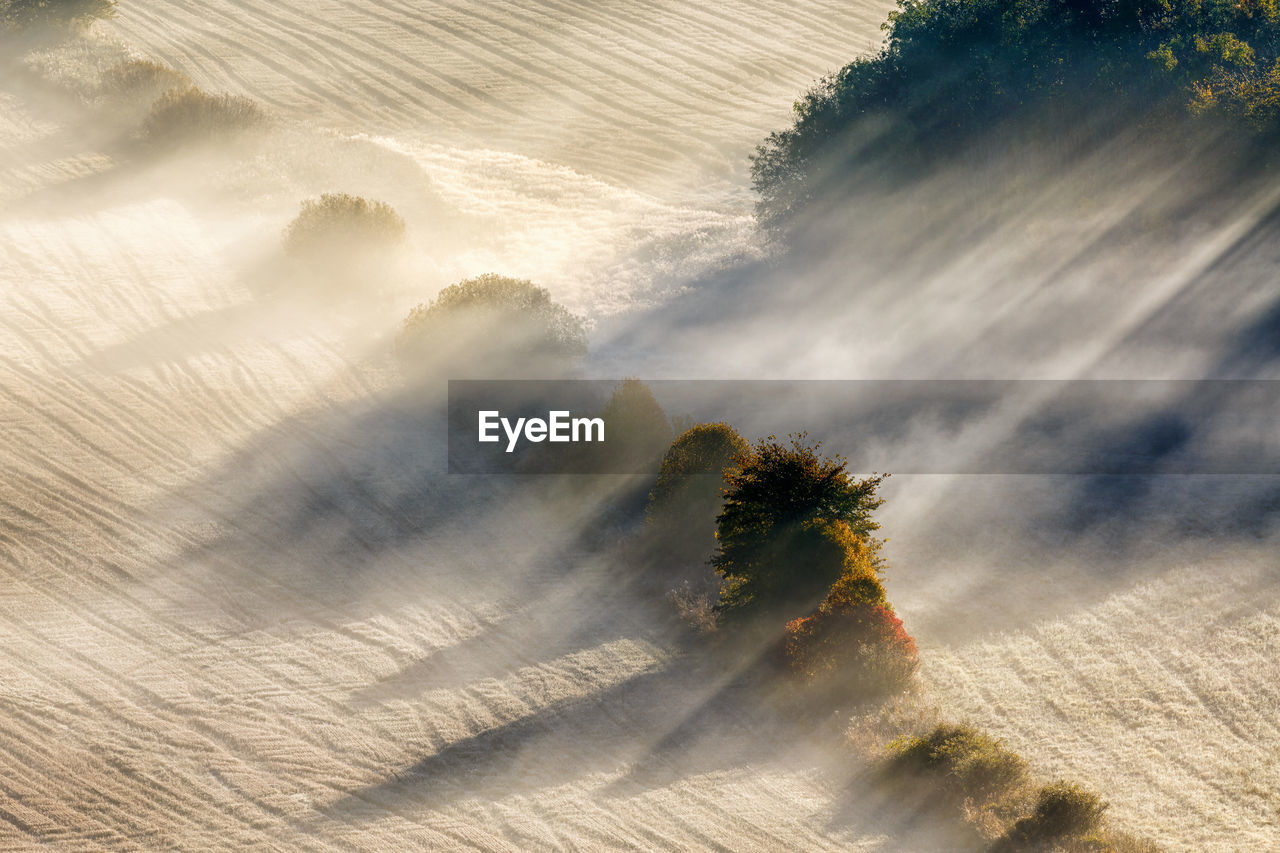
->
711, 433, 884, 621
778, 530, 919, 699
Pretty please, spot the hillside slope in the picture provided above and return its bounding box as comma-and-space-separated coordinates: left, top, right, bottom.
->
0, 0, 1276, 850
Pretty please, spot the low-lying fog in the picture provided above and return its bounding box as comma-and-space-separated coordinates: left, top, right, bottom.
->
1, 6, 1276, 849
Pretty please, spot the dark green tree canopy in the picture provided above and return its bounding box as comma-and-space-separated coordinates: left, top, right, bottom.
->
712, 434, 885, 619
752, 0, 1280, 228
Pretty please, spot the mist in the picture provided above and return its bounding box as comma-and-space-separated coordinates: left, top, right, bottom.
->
1, 0, 1276, 849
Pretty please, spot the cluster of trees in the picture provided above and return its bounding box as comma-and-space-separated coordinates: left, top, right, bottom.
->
647, 427, 919, 703
4, 0, 268, 147
643, 426, 1158, 850
752, 0, 1280, 229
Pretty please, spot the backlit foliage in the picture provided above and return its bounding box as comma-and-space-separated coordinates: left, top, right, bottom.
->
648, 422, 749, 521
887, 723, 1030, 805
752, 0, 1280, 228
100, 58, 192, 102
996, 781, 1111, 848
784, 600, 918, 699
712, 434, 884, 619
781, 531, 918, 699
396, 273, 587, 372
139, 86, 265, 147
282, 193, 406, 259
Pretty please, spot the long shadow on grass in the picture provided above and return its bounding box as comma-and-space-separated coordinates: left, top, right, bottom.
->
323, 655, 790, 818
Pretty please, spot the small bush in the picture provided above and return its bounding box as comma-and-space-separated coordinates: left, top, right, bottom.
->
139, 86, 265, 148
100, 58, 191, 102
887, 723, 1030, 806
999, 782, 1109, 846
282, 193, 406, 260
396, 273, 587, 375
2, 0, 115, 32
667, 581, 717, 635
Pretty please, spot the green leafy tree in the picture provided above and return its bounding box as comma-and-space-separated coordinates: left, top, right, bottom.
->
712, 434, 884, 620
752, 0, 1280, 230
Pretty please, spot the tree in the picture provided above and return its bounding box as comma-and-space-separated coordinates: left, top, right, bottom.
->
642, 422, 750, 585
751, 0, 1280, 232
887, 723, 1030, 805
396, 273, 587, 376
997, 781, 1109, 846
278, 193, 406, 296
648, 422, 749, 522
283, 193, 406, 260
712, 434, 884, 620
597, 379, 672, 472
784, 599, 919, 701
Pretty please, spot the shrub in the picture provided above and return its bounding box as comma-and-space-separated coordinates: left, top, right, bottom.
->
642, 422, 750, 587
1000, 781, 1109, 845
138, 86, 265, 148
100, 58, 191, 103
667, 580, 717, 634
1, 0, 115, 32
712, 434, 884, 620
396, 273, 587, 375
887, 723, 1030, 806
282, 193, 406, 260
